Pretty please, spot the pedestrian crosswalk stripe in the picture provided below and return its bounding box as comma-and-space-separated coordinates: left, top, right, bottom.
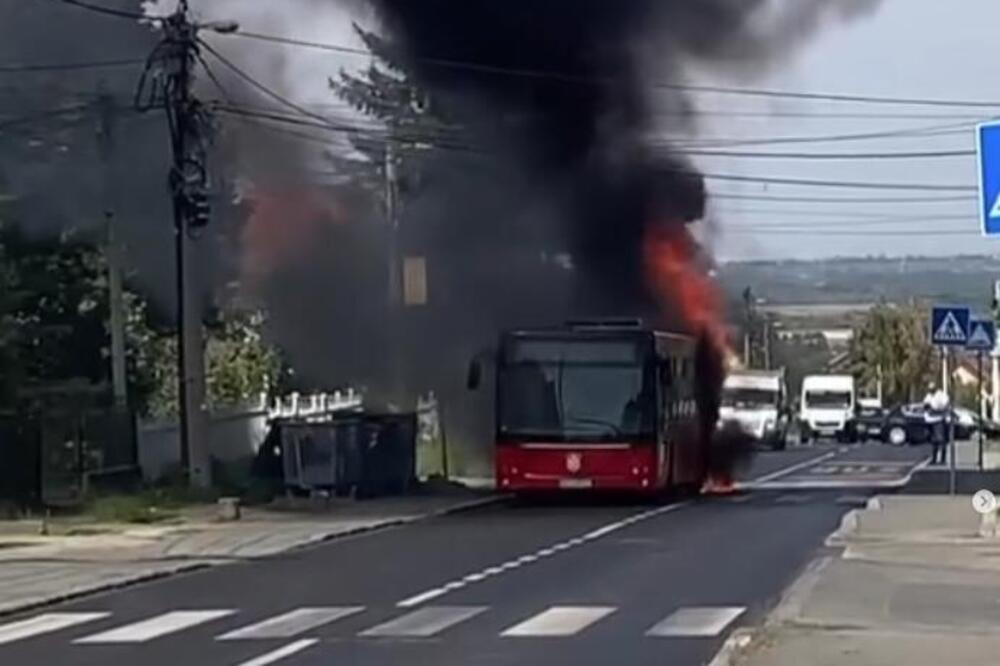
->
500, 606, 616, 637
236, 639, 318, 666
74, 610, 235, 644
645, 606, 746, 637
0, 613, 110, 645
359, 606, 487, 638
218, 607, 363, 640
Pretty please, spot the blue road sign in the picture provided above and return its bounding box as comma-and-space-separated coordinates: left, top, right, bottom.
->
978, 122, 1000, 236
967, 318, 996, 351
931, 305, 971, 346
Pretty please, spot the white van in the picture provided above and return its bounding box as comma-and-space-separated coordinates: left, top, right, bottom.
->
800, 375, 857, 443
719, 370, 789, 449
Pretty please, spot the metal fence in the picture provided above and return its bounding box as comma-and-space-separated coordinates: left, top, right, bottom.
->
0, 407, 138, 509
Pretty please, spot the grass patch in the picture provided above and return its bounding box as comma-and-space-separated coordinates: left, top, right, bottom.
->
83, 486, 219, 525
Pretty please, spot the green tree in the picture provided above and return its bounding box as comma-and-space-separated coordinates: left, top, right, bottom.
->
0, 223, 162, 410
850, 302, 935, 405
145, 311, 283, 418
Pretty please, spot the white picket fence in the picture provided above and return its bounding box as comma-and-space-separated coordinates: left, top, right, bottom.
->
137, 390, 363, 482
266, 389, 363, 420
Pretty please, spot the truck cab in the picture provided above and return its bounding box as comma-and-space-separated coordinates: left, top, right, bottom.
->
800, 374, 857, 443
719, 369, 789, 450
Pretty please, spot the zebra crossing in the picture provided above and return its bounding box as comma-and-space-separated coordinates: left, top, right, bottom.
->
0, 603, 748, 647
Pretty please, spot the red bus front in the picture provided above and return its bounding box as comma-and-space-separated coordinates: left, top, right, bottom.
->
492, 331, 667, 493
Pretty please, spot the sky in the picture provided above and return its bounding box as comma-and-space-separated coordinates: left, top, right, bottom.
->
682, 0, 999, 261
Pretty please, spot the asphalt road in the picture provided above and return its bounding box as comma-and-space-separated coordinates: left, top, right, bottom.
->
0, 441, 929, 666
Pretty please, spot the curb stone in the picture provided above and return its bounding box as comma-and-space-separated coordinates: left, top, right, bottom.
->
0, 494, 503, 619
707, 628, 755, 666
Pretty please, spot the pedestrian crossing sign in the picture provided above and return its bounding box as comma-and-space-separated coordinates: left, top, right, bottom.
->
967, 318, 996, 351
931, 305, 970, 346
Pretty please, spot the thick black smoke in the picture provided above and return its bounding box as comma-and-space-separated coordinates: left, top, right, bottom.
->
363, 0, 880, 316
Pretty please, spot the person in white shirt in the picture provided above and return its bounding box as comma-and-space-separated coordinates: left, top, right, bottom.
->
923, 383, 950, 465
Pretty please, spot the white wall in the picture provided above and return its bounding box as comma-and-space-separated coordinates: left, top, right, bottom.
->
138, 407, 268, 482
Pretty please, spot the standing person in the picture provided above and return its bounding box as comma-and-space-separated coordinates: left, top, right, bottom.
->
923, 382, 950, 465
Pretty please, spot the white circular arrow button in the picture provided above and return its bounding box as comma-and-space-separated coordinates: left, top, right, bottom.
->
973, 489, 997, 515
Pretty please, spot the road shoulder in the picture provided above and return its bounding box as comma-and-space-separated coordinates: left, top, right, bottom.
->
720, 494, 1000, 666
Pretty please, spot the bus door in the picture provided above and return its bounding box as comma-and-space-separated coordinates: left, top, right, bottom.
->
657, 355, 676, 488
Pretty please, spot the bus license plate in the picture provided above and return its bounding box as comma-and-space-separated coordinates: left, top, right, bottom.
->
559, 478, 593, 489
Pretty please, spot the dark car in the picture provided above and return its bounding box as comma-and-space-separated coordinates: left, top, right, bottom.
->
855, 403, 887, 441
882, 403, 977, 445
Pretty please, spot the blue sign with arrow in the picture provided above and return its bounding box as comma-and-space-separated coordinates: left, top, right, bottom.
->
967, 318, 996, 351
978, 122, 1000, 236
931, 305, 971, 346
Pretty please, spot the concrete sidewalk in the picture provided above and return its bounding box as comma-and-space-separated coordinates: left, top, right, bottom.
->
0, 490, 497, 617
732, 494, 1000, 665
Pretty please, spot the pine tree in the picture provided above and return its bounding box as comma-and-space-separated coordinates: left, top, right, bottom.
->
329, 25, 456, 205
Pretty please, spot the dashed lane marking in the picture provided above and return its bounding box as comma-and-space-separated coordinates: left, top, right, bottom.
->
394, 502, 691, 608
735, 451, 837, 489
500, 606, 616, 637
236, 639, 319, 666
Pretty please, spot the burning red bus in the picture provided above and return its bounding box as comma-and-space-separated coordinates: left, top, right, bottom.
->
468, 319, 717, 495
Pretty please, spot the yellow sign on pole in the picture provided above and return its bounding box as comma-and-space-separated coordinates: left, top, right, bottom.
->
403, 256, 428, 306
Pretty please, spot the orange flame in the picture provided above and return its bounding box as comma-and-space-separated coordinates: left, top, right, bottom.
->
642, 223, 725, 351
240, 187, 345, 284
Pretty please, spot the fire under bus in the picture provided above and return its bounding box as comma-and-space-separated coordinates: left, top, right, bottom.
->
469, 319, 714, 495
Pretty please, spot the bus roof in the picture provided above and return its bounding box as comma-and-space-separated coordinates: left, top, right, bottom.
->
505, 321, 693, 341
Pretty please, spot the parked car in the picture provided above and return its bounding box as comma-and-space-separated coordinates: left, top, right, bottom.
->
882, 403, 978, 445
855, 401, 887, 441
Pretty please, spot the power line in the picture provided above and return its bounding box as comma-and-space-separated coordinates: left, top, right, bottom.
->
680, 148, 974, 160
723, 229, 979, 237
57, 0, 148, 20
721, 217, 974, 229
687, 169, 977, 192
223, 29, 1000, 110
707, 192, 974, 204
713, 208, 973, 221
0, 57, 145, 73
197, 39, 365, 134
661, 123, 978, 149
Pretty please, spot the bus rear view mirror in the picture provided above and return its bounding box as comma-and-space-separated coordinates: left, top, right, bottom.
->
467, 359, 483, 390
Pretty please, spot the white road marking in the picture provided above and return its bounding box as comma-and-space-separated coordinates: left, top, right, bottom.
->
359, 606, 487, 638
395, 502, 690, 608
218, 607, 363, 640
501, 606, 616, 637
0, 612, 110, 645
236, 639, 318, 666
646, 606, 746, 637
736, 451, 837, 488
75, 610, 235, 644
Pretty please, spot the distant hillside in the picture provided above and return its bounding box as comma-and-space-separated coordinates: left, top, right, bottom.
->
718, 255, 1000, 306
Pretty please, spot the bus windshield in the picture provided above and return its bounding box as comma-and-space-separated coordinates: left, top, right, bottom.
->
498, 338, 654, 441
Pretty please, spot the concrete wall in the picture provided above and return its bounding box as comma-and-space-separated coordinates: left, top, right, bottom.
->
138, 391, 363, 483
138, 407, 268, 483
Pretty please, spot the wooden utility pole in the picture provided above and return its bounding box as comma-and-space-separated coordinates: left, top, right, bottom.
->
97, 84, 127, 410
